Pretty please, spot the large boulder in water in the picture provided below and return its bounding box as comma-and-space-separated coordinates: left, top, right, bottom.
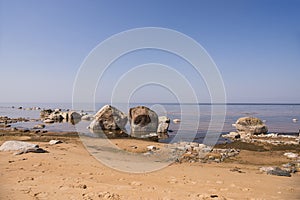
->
235, 117, 268, 135
88, 105, 128, 131
129, 106, 158, 139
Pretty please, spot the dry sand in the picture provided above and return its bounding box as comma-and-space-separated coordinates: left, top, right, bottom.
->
1, 136, 300, 200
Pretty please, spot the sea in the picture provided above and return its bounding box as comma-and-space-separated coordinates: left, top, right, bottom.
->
0, 103, 299, 143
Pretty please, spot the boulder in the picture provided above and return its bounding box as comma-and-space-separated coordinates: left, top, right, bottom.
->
68, 111, 81, 124
0, 140, 47, 155
89, 105, 128, 131
0, 140, 38, 151
129, 106, 158, 139
235, 117, 268, 135
157, 116, 170, 133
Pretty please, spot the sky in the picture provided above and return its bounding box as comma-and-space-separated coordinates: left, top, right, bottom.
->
0, 0, 300, 103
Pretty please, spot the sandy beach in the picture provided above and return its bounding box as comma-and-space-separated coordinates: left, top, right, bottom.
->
1, 131, 300, 200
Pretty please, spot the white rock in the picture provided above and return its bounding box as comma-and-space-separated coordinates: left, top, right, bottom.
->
147, 145, 157, 151
284, 152, 298, 159
43, 119, 54, 123
49, 140, 62, 145
0, 141, 38, 151
173, 119, 181, 123
292, 118, 298, 123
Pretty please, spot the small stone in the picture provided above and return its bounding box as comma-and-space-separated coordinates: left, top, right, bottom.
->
49, 140, 62, 145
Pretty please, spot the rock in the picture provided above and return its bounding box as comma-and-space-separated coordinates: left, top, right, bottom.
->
68, 111, 81, 124
0, 140, 38, 151
284, 152, 298, 159
147, 145, 157, 151
40, 109, 53, 119
267, 167, 291, 177
0, 140, 47, 155
49, 140, 62, 145
235, 117, 268, 135
33, 124, 45, 129
129, 106, 158, 139
48, 112, 64, 122
292, 118, 298, 123
81, 114, 94, 121
222, 132, 240, 139
173, 119, 181, 123
89, 105, 128, 132
157, 116, 170, 133
43, 119, 54, 123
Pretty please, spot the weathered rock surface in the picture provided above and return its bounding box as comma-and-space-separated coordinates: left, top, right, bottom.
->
0, 140, 47, 155
129, 106, 158, 139
157, 116, 170, 133
235, 117, 268, 135
89, 105, 128, 131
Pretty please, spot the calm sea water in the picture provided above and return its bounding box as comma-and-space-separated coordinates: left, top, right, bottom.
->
0, 103, 299, 143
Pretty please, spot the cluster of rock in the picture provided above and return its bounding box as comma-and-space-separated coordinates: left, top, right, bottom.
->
0, 116, 30, 128
88, 105, 170, 140
223, 117, 300, 145
12, 106, 41, 110
260, 152, 300, 177
162, 142, 240, 163
40, 109, 83, 124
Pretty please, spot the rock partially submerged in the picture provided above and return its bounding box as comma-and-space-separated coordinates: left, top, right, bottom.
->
129, 106, 158, 140
40, 109, 82, 124
0, 140, 47, 155
235, 117, 268, 135
88, 105, 128, 138
157, 116, 170, 133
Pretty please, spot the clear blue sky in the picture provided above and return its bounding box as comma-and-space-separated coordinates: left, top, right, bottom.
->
1, 0, 299, 103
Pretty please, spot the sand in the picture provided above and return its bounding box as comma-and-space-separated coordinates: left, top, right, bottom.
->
1, 135, 300, 200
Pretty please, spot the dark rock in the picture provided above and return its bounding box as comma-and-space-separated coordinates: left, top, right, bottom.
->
267, 167, 291, 177
129, 106, 158, 139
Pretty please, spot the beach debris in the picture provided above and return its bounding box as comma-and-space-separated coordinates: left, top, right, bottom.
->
129, 106, 158, 140
49, 140, 62, 145
173, 119, 181, 123
157, 116, 170, 133
283, 152, 298, 159
0, 140, 47, 155
33, 124, 45, 129
235, 117, 268, 136
88, 105, 128, 132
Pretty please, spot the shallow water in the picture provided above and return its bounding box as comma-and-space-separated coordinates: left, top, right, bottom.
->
0, 103, 299, 143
